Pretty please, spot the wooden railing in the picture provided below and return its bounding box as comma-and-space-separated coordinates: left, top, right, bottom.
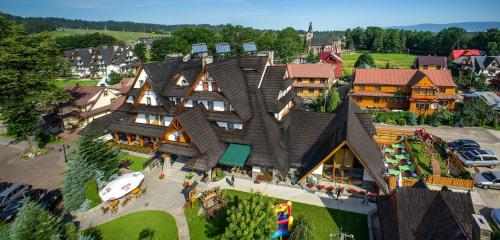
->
425, 175, 474, 189
403, 139, 423, 176
448, 151, 466, 173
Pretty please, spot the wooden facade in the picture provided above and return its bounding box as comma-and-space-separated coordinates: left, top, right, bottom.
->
292, 77, 329, 99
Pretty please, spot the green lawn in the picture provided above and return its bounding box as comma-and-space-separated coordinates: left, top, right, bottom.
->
185, 189, 368, 240
408, 140, 448, 176
341, 52, 416, 76
118, 151, 150, 171
96, 210, 178, 240
48, 29, 166, 43
55, 79, 99, 87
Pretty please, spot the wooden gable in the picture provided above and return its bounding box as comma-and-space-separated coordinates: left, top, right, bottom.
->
133, 81, 152, 107
411, 75, 437, 89
162, 118, 191, 144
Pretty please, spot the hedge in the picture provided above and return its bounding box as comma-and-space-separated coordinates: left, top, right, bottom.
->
371, 110, 416, 126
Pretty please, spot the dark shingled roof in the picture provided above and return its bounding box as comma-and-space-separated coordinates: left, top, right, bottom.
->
176, 105, 227, 171
109, 120, 167, 138
260, 65, 290, 112
377, 188, 474, 240
413, 56, 448, 69
157, 144, 197, 157
296, 97, 388, 193
79, 111, 129, 136
310, 34, 340, 46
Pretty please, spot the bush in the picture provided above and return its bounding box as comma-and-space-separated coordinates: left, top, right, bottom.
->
371, 110, 412, 125
289, 216, 314, 240
407, 112, 417, 126
138, 229, 155, 240
85, 180, 102, 208
397, 118, 407, 126
80, 228, 102, 240
418, 114, 426, 125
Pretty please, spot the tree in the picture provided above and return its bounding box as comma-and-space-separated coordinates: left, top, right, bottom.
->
55, 33, 122, 52
0, 16, 70, 152
275, 27, 303, 63
62, 153, 96, 212
255, 32, 276, 52
354, 53, 375, 68
8, 199, 67, 240
150, 36, 189, 61
435, 27, 468, 55
219, 194, 275, 240
455, 98, 497, 127
134, 43, 147, 62
306, 52, 318, 63
289, 216, 313, 240
221, 24, 259, 56
309, 90, 341, 113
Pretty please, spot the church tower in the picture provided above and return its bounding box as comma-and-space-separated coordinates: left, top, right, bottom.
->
306, 22, 313, 43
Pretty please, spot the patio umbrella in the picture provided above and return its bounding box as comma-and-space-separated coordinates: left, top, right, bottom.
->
99, 172, 145, 201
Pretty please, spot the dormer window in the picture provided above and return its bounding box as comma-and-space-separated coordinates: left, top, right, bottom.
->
103, 90, 108, 96
177, 75, 189, 87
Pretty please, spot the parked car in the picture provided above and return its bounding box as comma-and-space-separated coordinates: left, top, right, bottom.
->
458, 150, 499, 168
0, 188, 45, 222
0, 183, 30, 208
0, 182, 12, 192
492, 208, 500, 227
38, 189, 62, 211
474, 171, 500, 189
447, 139, 480, 152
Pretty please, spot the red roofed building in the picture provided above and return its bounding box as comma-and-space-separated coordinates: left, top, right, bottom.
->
319, 51, 343, 77
287, 63, 336, 101
352, 69, 456, 114
451, 49, 481, 60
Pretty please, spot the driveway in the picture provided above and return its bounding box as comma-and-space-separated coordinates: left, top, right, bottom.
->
0, 130, 79, 190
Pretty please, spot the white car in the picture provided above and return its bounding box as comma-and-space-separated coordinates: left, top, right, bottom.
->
474, 171, 500, 190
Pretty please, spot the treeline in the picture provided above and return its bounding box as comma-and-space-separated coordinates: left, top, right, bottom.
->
1, 12, 224, 34
55, 33, 123, 51
151, 25, 305, 63
346, 27, 500, 55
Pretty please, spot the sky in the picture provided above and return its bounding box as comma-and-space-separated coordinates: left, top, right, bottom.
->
1, 0, 499, 31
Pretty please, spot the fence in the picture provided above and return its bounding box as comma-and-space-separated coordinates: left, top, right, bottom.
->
448, 151, 467, 173
425, 175, 474, 189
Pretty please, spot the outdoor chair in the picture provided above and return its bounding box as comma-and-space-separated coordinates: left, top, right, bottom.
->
110, 206, 118, 214
121, 198, 130, 207
101, 206, 109, 215
141, 186, 147, 194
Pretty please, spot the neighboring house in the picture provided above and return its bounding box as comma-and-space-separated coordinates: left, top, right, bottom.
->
64, 46, 141, 79
463, 91, 500, 111
351, 69, 456, 115
377, 187, 475, 240
83, 55, 389, 194
59, 86, 125, 129
306, 22, 342, 55
471, 56, 500, 82
450, 49, 482, 69
319, 51, 343, 77
412, 56, 448, 70
287, 63, 336, 101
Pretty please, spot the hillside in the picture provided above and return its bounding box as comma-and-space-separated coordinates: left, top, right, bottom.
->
48, 29, 167, 43
387, 21, 500, 32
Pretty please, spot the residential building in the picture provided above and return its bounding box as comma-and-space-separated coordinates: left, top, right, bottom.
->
287, 63, 336, 101
319, 51, 343, 77
471, 56, 500, 82
63, 46, 141, 78
463, 91, 500, 111
377, 187, 475, 240
59, 86, 125, 129
306, 22, 342, 55
450, 49, 482, 69
351, 69, 456, 115
83, 54, 388, 194
412, 56, 447, 70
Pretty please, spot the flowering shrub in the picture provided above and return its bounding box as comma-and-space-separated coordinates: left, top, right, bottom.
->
326, 186, 335, 192
159, 172, 165, 180
316, 184, 325, 191
348, 188, 357, 194
306, 182, 314, 189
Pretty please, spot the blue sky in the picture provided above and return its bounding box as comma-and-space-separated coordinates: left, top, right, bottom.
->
1, 0, 499, 30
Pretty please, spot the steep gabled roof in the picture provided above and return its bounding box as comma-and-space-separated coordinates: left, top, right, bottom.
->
451, 49, 481, 60
296, 97, 388, 193
176, 105, 227, 171
206, 58, 252, 121
63, 86, 103, 106
472, 56, 500, 74
287, 63, 334, 78
377, 188, 474, 240
259, 65, 289, 112
354, 69, 455, 87
413, 56, 447, 68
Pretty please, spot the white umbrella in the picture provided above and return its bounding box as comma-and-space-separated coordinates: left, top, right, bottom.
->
99, 172, 145, 201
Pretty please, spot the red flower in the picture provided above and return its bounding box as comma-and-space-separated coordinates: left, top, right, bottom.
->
316, 184, 325, 190
306, 182, 314, 189
326, 186, 335, 192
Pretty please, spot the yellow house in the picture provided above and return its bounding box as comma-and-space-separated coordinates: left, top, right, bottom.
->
287, 63, 336, 101
351, 69, 456, 115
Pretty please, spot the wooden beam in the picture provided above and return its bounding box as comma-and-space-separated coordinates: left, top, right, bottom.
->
298, 141, 346, 184
345, 142, 388, 194
177, 68, 207, 113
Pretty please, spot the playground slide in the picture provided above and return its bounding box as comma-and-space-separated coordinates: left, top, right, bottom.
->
271, 201, 294, 239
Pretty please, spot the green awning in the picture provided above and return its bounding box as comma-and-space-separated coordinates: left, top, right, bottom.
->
219, 144, 251, 167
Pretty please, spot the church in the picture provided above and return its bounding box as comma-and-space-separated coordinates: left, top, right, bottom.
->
306, 22, 343, 55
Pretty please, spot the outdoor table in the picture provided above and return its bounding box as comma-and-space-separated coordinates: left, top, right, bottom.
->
99, 172, 145, 201
110, 200, 119, 207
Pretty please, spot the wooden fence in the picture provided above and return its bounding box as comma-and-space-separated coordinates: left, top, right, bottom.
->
403, 139, 423, 176
426, 175, 474, 189
448, 151, 466, 173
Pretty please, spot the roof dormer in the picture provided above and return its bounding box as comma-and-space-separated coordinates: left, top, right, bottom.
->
177, 75, 189, 87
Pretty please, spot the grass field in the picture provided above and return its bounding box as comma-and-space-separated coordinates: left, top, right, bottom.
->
96, 210, 178, 240
55, 79, 99, 87
185, 189, 368, 240
341, 52, 416, 76
48, 29, 166, 43
118, 151, 150, 171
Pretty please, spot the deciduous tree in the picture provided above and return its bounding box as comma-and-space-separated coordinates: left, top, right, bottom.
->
354, 53, 375, 68
134, 43, 147, 62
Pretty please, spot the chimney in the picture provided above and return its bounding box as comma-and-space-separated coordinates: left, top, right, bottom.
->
202, 55, 213, 68
183, 54, 191, 62
472, 214, 492, 240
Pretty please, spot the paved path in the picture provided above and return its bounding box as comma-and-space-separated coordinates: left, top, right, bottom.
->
208, 177, 376, 215
76, 167, 192, 240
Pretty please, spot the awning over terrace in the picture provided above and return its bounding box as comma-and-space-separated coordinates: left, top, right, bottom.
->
218, 144, 251, 167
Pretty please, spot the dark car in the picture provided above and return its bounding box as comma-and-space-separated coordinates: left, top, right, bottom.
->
447, 139, 480, 152
0, 183, 31, 208
0, 189, 45, 222
38, 189, 62, 211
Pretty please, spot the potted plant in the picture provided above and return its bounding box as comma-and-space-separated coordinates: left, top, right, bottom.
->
159, 172, 166, 180
348, 188, 357, 194
316, 184, 325, 191
326, 186, 335, 193
306, 182, 314, 189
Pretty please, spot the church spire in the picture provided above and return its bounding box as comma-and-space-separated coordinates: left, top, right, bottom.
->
308, 22, 313, 33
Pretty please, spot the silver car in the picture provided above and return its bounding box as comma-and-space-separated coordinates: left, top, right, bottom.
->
458, 150, 499, 168
474, 171, 500, 190
0, 184, 30, 208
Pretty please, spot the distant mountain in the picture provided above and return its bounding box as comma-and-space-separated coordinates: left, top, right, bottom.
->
387, 22, 500, 32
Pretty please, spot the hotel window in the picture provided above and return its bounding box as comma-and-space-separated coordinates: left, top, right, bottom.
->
294, 87, 303, 92
309, 79, 314, 84
416, 103, 429, 110
396, 86, 402, 92
320, 79, 326, 84
308, 88, 314, 93
439, 100, 449, 106
375, 85, 381, 91
145, 114, 150, 124
374, 97, 380, 103
439, 87, 445, 93
146, 97, 151, 105
356, 97, 362, 102
297, 78, 302, 83
423, 65, 428, 70
359, 85, 365, 91
103, 91, 108, 96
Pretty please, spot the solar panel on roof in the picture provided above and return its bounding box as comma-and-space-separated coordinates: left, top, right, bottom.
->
243, 42, 257, 52
191, 43, 208, 54
215, 43, 231, 54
